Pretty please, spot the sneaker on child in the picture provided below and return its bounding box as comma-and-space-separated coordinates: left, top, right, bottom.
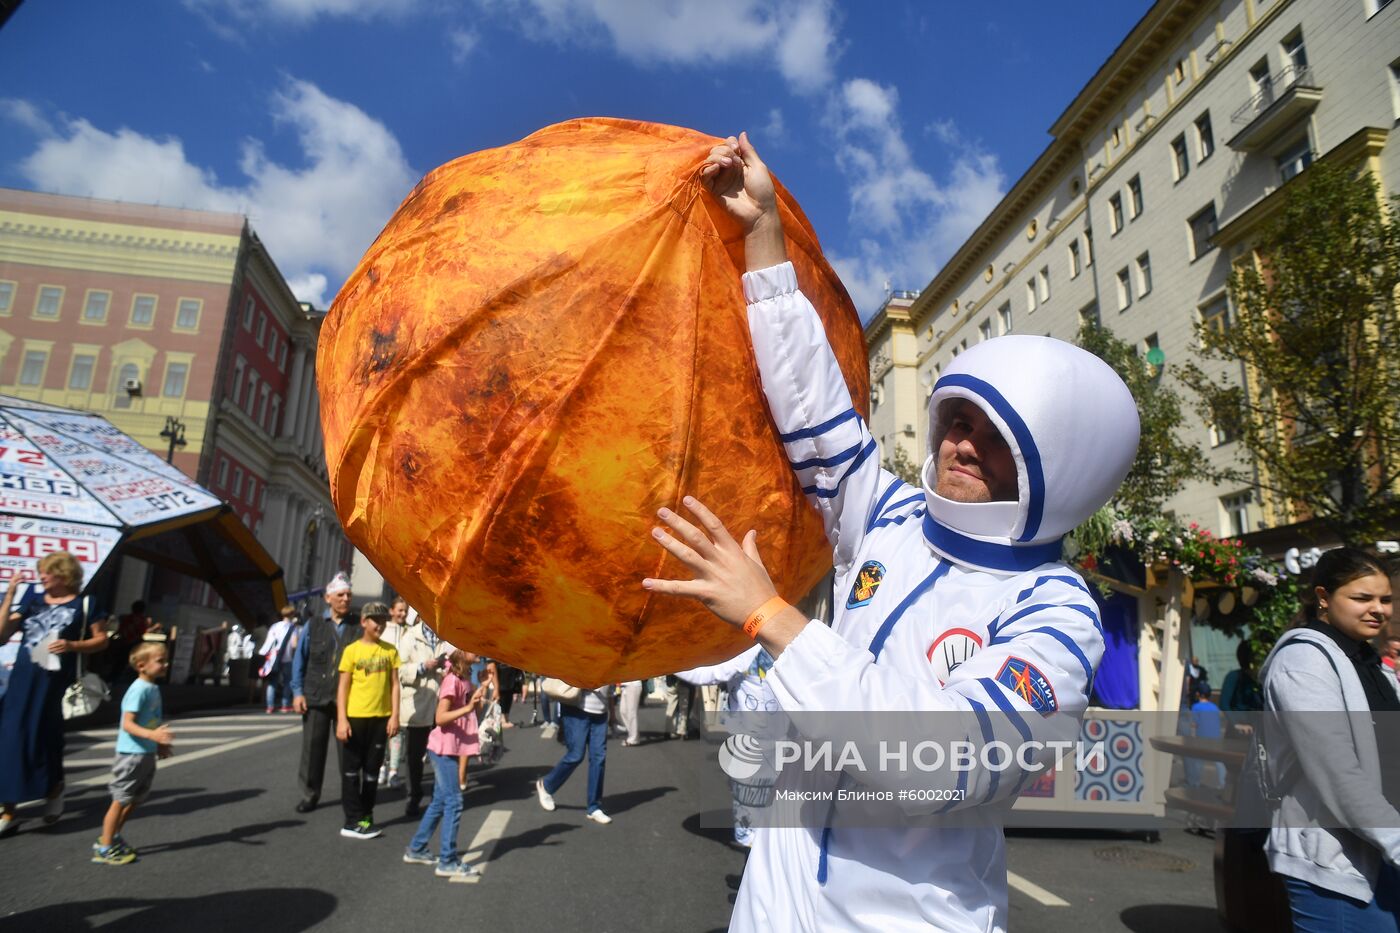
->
403, 847, 435, 865
435, 859, 480, 882
91, 841, 136, 865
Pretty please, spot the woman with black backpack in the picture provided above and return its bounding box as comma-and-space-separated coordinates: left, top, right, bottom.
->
1259, 548, 1400, 932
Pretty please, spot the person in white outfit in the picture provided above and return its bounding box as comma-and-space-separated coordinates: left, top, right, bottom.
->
642, 133, 1140, 933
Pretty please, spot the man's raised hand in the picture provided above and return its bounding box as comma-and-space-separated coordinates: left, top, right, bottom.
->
642, 496, 778, 629
699, 132, 777, 235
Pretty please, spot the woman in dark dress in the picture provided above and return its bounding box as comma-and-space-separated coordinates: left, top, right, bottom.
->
0, 552, 108, 836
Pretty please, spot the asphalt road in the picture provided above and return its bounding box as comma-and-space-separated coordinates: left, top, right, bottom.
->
0, 704, 1227, 932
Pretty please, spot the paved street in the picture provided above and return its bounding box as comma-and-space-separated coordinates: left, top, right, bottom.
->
0, 704, 1226, 932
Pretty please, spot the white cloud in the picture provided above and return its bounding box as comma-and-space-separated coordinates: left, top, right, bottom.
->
448, 28, 480, 64
286, 273, 330, 307
0, 99, 54, 137
12, 79, 417, 307
823, 78, 1005, 317
183, 0, 419, 23
490, 0, 837, 93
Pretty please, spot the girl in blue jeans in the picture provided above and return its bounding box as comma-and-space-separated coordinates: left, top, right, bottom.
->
404, 651, 485, 880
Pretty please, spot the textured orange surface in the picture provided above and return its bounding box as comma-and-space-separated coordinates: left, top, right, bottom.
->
319, 118, 868, 686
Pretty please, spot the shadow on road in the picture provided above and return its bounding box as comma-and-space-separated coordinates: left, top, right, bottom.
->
0, 888, 337, 933
682, 810, 748, 854
29, 787, 267, 837
1120, 905, 1229, 933
136, 818, 305, 855
488, 821, 579, 862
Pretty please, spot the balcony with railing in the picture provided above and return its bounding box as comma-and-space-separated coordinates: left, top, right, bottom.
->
1227, 64, 1323, 151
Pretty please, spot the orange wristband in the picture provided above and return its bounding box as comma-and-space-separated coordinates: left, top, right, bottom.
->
742, 596, 789, 639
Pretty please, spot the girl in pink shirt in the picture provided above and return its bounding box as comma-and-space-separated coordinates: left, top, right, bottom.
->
404, 651, 485, 880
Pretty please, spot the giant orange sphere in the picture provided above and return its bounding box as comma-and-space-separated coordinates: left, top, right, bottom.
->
318, 118, 868, 686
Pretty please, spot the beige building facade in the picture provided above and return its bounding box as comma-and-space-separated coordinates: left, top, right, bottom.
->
866, 0, 1400, 535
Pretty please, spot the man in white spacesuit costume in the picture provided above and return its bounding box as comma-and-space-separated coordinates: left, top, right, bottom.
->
643, 133, 1141, 932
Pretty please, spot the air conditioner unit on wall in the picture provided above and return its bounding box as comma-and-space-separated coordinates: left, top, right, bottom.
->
123, 378, 142, 397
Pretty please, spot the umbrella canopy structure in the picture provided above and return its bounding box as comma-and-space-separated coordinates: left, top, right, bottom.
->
0, 395, 286, 625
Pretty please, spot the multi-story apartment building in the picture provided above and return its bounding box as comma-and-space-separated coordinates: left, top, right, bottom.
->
0, 188, 353, 624
866, 0, 1400, 541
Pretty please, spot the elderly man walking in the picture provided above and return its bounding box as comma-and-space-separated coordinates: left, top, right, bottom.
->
290, 572, 361, 813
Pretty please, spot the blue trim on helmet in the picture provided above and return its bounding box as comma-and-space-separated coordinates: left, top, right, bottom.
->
933, 373, 1045, 542
922, 514, 1062, 572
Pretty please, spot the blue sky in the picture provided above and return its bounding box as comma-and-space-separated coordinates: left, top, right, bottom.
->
0, 0, 1150, 317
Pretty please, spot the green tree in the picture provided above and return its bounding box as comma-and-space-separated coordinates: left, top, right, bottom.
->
1180, 163, 1400, 547
1076, 321, 1219, 517
881, 443, 922, 487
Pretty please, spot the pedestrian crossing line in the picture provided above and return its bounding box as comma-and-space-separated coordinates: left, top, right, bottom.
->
1007, 870, 1070, 907
457, 809, 512, 884
69, 723, 293, 739
70, 725, 301, 788
71, 737, 229, 754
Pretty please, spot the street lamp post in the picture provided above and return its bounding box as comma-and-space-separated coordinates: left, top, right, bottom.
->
159, 416, 187, 465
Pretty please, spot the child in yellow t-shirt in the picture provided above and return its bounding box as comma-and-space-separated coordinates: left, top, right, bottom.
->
335, 602, 401, 839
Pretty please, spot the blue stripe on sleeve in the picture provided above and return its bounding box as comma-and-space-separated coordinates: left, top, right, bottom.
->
778, 408, 858, 442
864, 479, 903, 533
977, 677, 1034, 752
871, 507, 925, 531
989, 600, 1103, 643
967, 697, 1000, 804
1015, 574, 1094, 605
802, 438, 878, 499
989, 626, 1095, 684
937, 746, 972, 814
790, 440, 863, 471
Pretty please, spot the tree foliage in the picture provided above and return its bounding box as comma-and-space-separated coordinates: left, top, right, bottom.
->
881, 443, 922, 487
1076, 321, 1220, 516
1180, 163, 1400, 546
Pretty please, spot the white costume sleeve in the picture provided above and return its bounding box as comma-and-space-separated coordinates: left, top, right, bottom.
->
674, 644, 763, 688
744, 262, 898, 578
767, 578, 1103, 810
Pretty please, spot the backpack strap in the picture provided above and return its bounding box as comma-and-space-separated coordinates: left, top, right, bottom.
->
1254, 635, 1349, 803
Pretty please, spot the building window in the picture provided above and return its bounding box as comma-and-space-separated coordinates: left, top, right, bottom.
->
18, 350, 47, 386
243, 297, 255, 330
1195, 111, 1215, 162
1079, 302, 1100, 330
34, 286, 62, 319
1025, 280, 1037, 313
1390, 60, 1400, 122
1127, 175, 1143, 219
257, 384, 270, 426
278, 341, 288, 371
113, 363, 139, 409
1173, 58, 1186, 84
82, 290, 110, 323
1199, 295, 1230, 345
979, 319, 992, 342
69, 354, 96, 390
218, 457, 229, 487
231, 356, 246, 405
1249, 58, 1273, 99
1171, 134, 1190, 181
259, 485, 267, 510
1221, 492, 1252, 535
130, 295, 156, 327
175, 299, 201, 330
1116, 268, 1132, 311
267, 331, 278, 360
1141, 333, 1162, 380
1083, 230, 1094, 266
256, 313, 267, 347
1135, 253, 1153, 297
232, 467, 244, 498
1277, 137, 1314, 182
1068, 240, 1081, 278
1037, 266, 1050, 303
246, 372, 259, 414
162, 362, 189, 398
247, 476, 257, 504
1282, 30, 1308, 76
998, 302, 1012, 335
1109, 193, 1124, 233
0, 281, 13, 314
1111, 125, 1122, 147
1189, 203, 1218, 259
270, 396, 282, 436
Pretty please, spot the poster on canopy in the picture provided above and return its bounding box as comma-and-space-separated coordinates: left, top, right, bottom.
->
0, 513, 123, 585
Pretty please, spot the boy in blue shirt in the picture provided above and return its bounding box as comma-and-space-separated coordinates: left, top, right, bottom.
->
93, 643, 174, 865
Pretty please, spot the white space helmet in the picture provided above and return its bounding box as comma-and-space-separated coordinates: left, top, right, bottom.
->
920, 335, 1139, 574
